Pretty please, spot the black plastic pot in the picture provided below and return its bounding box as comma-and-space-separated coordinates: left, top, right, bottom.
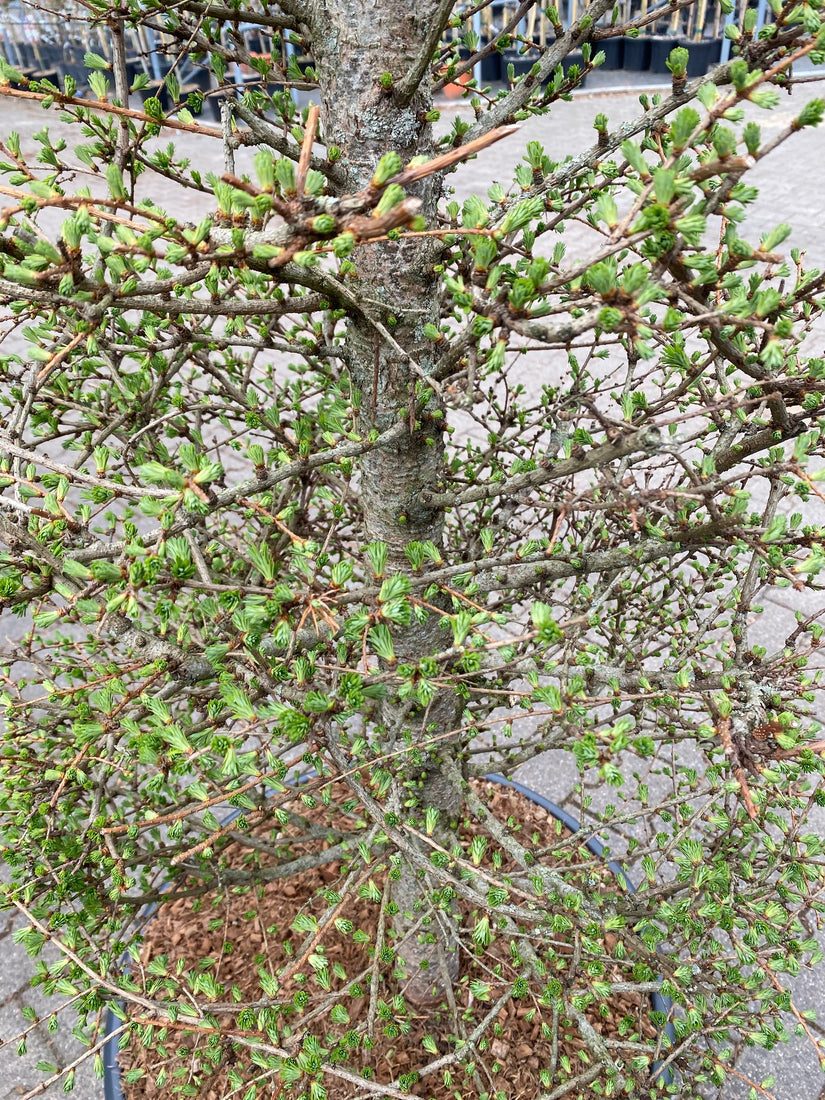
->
56, 44, 90, 95
28, 68, 60, 87
597, 37, 624, 70
678, 37, 721, 76
103, 773, 673, 1097
648, 35, 680, 74
457, 43, 502, 84
622, 35, 651, 71
479, 49, 502, 83
103, 1010, 125, 1100
38, 43, 65, 68
502, 49, 536, 80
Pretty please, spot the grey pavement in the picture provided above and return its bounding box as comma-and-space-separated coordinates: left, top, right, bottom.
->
0, 871, 101, 1100
3, 63, 825, 1099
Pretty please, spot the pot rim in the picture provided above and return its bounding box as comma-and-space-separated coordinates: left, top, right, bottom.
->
484, 771, 676, 1082
102, 771, 676, 1097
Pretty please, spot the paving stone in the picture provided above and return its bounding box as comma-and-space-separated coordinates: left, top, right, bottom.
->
0, 994, 100, 1099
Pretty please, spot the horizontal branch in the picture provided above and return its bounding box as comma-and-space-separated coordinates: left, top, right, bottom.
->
594, 0, 697, 39
421, 427, 663, 508
174, 0, 300, 29
504, 307, 601, 345
714, 417, 809, 473
0, 267, 326, 319
0, 84, 225, 139
126, 838, 358, 905
314, 522, 732, 612
467, 526, 728, 596
68, 417, 411, 564
584, 665, 734, 693
0, 434, 171, 501
94, 289, 327, 320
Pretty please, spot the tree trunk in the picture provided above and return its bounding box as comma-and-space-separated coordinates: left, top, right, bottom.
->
314, 1, 463, 1003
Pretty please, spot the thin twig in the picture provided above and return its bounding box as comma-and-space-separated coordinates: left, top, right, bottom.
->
296, 104, 320, 194
717, 715, 758, 820
18, 1020, 131, 1100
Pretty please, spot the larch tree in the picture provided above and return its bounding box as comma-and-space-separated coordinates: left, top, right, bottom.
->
2, 0, 825, 1097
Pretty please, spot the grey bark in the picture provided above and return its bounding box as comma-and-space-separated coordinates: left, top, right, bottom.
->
311, 0, 463, 1002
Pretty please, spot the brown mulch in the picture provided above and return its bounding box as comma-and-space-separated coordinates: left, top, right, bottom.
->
116, 780, 662, 1100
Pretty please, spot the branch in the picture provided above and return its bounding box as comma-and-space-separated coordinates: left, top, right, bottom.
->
232, 101, 344, 185
91, 289, 328, 320
16, 1019, 130, 1100
0, 84, 226, 139
254, 522, 734, 615
395, 0, 461, 104
503, 307, 601, 346
538, 1064, 606, 1100
468, 527, 727, 597
528, 33, 811, 197
156, 838, 358, 894
68, 417, 412, 564
715, 416, 809, 473
296, 105, 320, 194
421, 427, 663, 508
6, 904, 411, 1100
584, 665, 737, 694
430, 0, 537, 96
718, 714, 759, 821
257, 0, 311, 21
452, 761, 603, 917
174, 0, 300, 29
109, 16, 132, 173
454, 761, 676, 1003
464, 0, 616, 139
466, 63, 700, 178
594, 0, 698, 39
0, 512, 72, 578
0, 435, 171, 501
5, 897, 175, 1017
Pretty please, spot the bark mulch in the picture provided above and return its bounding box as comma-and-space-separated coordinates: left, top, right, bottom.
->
116, 779, 662, 1100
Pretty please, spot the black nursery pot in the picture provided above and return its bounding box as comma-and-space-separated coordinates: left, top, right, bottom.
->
102, 773, 674, 1099
459, 43, 502, 83
479, 48, 502, 82
103, 1010, 125, 1100
622, 35, 651, 71
502, 49, 536, 80
598, 37, 624, 70
678, 37, 721, 76
648, 35, 679, 74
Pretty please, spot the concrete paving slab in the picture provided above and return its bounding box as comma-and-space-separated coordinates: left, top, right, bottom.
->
0, 904, 101, 1099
